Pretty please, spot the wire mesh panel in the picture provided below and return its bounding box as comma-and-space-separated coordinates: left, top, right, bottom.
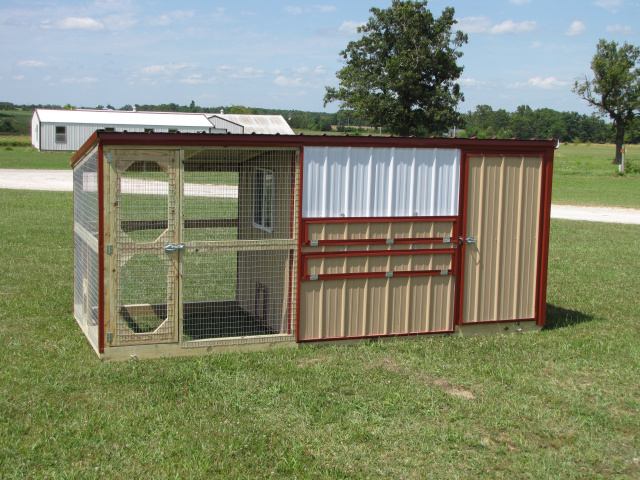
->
181, 148, 298, 346
73, 147, 100, 352
114, 151, 178, 344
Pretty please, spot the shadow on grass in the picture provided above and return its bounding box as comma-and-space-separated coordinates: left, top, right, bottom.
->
543, 303, 595, 330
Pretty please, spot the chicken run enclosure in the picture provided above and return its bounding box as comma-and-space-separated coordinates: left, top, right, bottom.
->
72, 131, 555, 360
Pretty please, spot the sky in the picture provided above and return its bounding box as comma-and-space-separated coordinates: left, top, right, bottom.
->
0, 0, 638, 115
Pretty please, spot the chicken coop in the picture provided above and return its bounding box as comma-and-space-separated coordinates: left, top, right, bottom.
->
72, 131, 555, 360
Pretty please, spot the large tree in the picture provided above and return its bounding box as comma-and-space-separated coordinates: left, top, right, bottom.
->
573, 39, 640, 164
324, 1, 467, 137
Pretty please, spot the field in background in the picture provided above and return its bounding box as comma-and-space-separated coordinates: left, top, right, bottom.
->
0, 187, 638, 478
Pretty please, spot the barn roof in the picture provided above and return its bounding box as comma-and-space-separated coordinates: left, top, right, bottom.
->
208, 114, 294, 135
34, 109, 216, 128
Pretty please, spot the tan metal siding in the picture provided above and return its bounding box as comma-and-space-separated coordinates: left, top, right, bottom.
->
462, 156, 542, 323
307, 221, 454, 242
299, 275, 454, 340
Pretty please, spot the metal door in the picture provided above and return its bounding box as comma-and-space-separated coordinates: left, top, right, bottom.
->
461, 155, 543, 324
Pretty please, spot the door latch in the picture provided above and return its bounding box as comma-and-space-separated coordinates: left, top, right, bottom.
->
164, 243, 185, 253
465, 236, 476, 244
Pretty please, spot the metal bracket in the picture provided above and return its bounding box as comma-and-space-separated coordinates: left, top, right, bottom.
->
105, 153, 113, 164
440, 270, 449, 276
386, 238, 395, 245
385, 271, 394, 278
310, 275, 319, 281
164, 243, 185, 253
443, 237, 451, 244
106, 245, 113, 255
310, 240, 319, 247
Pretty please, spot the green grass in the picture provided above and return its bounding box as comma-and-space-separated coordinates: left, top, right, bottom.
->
552, 143, 640, 208
0, 146, 73, 170
1, 187, 639, 479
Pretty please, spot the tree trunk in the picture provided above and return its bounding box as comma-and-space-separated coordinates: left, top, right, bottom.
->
614, 122, 625, 165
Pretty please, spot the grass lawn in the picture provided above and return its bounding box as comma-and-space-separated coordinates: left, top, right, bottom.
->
1, 187, 639, 479
0, 146, 73, 170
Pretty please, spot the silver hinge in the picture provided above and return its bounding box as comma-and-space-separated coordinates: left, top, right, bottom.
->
385, 271, 394, 278
106, 245, 113, 255
310, 274, 319, 281
310, 240, 319, 247
105, 153, 113, 163
386, 238, 394, 245
106, 332, 113, 343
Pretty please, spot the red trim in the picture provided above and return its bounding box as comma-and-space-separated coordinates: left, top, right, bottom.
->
303, 247, 455, 259
301, 216, 458, 245
71, 130, 99, 167
301, 270, 454, 282
297, 327, 456, 343
89, 130, 557, 151
295, 148, 304, 342
460, 318, 536, 326
535, 150, 555, 326
97, 144, 105, 354
455, 151, 471, 326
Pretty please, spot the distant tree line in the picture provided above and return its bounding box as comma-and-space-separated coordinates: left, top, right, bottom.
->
459, 104, 640, 144
2, 100, 639, 143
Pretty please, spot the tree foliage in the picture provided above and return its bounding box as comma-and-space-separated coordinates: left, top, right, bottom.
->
324, 0, 467, 137
573, 39, 640, 163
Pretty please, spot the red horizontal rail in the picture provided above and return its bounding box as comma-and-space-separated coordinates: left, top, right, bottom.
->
301, 269, 455, 282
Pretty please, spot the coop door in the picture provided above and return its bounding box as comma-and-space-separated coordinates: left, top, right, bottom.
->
113, 150, 180, 345
461, 155, 542, 324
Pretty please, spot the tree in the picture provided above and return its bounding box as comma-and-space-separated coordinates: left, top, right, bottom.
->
324, 0, 467, 137
573, 39, 640, 163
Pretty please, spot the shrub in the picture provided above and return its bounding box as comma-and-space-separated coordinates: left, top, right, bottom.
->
624, 160, 640, 174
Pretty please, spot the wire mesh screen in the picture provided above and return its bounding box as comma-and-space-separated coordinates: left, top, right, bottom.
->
115, 156, 177, 344
73, 148, 100, 351
181, 148, 298, 346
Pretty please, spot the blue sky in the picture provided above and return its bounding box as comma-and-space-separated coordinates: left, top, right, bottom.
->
0, 0, 637, 115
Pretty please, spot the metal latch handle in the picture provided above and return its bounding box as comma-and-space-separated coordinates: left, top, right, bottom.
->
164, 243, 185, 253
465, 236, 476, 244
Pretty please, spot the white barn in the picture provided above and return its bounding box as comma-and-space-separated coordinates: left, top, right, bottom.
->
31, 109, 294, 151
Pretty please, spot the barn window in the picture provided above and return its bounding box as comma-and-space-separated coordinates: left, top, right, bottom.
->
253, 168, 274, 232
55, 126, 66, 143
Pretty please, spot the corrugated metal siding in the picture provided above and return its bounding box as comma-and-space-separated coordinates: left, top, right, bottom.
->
302, 147, 460, 218
462, 156, 542, 323
38, 123, 220, 151
211, 115, 294, 135
299, 275, 454, 340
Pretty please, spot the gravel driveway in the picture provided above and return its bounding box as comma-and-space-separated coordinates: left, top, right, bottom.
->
1, 169, 639, 225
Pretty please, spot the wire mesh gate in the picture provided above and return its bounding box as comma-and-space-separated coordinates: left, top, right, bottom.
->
111, 147, 299, 348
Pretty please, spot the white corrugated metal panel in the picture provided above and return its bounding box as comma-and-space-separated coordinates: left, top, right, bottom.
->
210, 114, 294, 135
302, 146, 460, 218
35, 109, 216, 128
206, 115, 245, 134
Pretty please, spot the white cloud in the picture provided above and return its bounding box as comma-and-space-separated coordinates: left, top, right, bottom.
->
229, 67, 265, 79
315, 5, 338, 13
509, 0, 532, 3
606, 24, 635, 34
18, 60, 46, 67
140, 63, 188, 76
510, 77, 570, 89
594, 0, 623, 11
532, 41, 543, 48
314, 65, 325, 74
338, 20, 364, 35
13, 75, 25, 81
41, 17, 105, 31
274, 76, 304, 87
566, 20, 586, 36
149, 10, 194, 26
456, 16, 493, 34
457, 16, 537, 34
285, 6, 303, 15
490, 20, 538, 34
180, 74, 216, 84
103, 14, 137, 30
61, 77, 99, 84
